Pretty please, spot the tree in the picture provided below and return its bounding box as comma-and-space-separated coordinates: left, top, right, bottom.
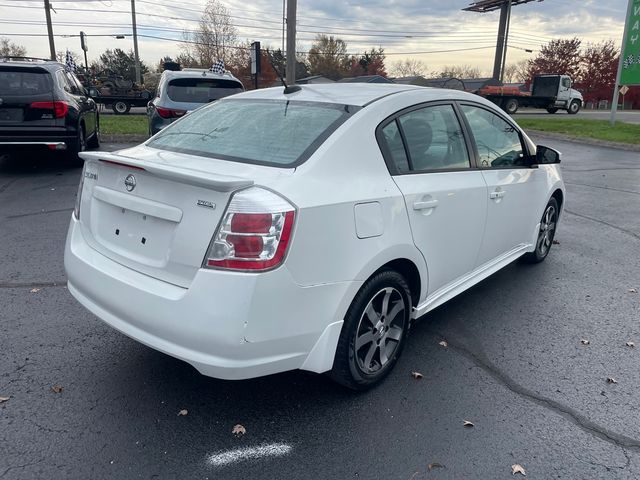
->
266, 48, 309, 81
349, 47, 386, 77
438, 65, 483, 79
308, 35, 350, 80
181, 0, 237, 68
0, 37, 26, 57
390, 59, 428, 78
578, 40, 619, 103
526, 38, 582, 81
98, 48, 149, 82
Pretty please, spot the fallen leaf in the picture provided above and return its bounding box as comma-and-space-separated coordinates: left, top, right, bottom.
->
438, 340, 448, 348
177, 409, 188, 416
626, 341, 635, 348
0, 396, 9, 404
428, 462, 444, 471
411, 371, 424, 380
552, 239, 560, 245
606, 377, 618, 384
51, 385, 63, 393
628, 288, 638, 293
511, 464, 526, 475
463, 420, 474, 428
30, 288, 40, 293
232, 424, 246, 437
580, 339, 590, 345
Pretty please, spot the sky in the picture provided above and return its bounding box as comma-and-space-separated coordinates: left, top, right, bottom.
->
0, 0, 630, 75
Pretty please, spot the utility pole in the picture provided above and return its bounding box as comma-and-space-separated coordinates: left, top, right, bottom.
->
285, 0, 297, 84
131, 0, 142, 85
44, 0, 56, 60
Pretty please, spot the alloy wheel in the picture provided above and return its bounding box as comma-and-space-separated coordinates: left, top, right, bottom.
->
354, 287, 406, 374
536, 204, 557, 256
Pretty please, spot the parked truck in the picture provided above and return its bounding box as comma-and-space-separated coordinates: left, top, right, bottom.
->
477, 74, 583, 115
79, 71, 152, 114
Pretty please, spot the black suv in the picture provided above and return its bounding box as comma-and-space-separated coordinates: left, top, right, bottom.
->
0, 57, 100, 158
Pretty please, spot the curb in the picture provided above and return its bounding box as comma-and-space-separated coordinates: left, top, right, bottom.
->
102, 134, 148, 144
525, 129, 640, 152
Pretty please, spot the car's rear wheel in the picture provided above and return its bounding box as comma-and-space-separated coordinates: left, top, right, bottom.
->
112, 101, 131, 115
87, 116, 100, 149
67, 124, 86, 166
522, 197, 559, 263
330, 270, 411, 390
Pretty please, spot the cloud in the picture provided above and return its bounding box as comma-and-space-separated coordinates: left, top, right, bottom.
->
0, 0, 629, 75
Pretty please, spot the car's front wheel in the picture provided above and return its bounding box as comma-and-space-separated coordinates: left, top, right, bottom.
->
330, 270, 411, 390
522, 197, 559, 263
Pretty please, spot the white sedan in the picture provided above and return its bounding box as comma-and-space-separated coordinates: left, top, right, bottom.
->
65, 84, 564, 390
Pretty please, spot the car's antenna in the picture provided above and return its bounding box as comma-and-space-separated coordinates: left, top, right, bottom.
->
266, 49, 301, 95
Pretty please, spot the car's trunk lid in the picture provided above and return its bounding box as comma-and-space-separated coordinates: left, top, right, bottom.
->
78, 146, 294, 287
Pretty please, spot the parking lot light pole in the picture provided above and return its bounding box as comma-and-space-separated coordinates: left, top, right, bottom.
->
285, 0, 297, 85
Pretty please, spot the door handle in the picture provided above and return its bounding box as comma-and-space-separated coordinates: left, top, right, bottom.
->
490, 190, 506, 199
413, 199, 439, 210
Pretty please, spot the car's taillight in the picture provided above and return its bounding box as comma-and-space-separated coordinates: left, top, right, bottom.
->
74, 162, 86, 220
30, 101, 68, 118
203, 187, 296, 271
156, 107, 186, 119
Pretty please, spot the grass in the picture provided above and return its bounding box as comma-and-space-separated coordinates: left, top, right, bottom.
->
516, 118, 640, 145
100, 115, 148, 136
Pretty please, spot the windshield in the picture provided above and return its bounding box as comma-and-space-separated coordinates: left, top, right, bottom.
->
166, 78, 243, 103
147, 99, 357, 167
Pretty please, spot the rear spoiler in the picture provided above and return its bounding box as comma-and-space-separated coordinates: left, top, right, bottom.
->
80, 151, 254, 192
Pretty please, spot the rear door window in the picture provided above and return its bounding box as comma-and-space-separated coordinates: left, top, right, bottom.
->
166, 78, 243, 103
147, 99, 356, 167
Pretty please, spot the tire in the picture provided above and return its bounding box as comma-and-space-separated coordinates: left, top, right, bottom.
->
504, 98, 519, 115
67, 124, 86, 166
86, 115, 100, 149
330, 270, 412, 390
112, 101, 131, 115
546, 108, 559, 114
522, 197, 559, 264
568, 100, 581, 115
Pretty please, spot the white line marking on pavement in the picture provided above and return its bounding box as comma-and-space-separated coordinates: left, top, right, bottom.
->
207, 443, 292, 467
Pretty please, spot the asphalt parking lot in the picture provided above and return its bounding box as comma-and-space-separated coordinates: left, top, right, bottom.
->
1, 137, 640, 479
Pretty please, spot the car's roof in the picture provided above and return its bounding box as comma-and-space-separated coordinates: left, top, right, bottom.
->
160, 69, 242, 83
235, 83, 477, 107
0, 59, 63, 71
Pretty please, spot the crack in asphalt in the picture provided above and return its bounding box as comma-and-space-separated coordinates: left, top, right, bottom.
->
562, 167, 640, 173
436, 332, 640, 454
565, 181, 640, 196
0, 281, 66, 289
0, 461, 44, 479
0, 177, 19, 195
6, 207, 73, 220
564, 210, 640, 242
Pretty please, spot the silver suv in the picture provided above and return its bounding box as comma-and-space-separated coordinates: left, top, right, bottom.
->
147, 69, 244, 136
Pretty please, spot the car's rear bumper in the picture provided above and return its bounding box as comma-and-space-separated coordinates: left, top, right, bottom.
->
64, 216, 359, 380
0, 133, 75, 150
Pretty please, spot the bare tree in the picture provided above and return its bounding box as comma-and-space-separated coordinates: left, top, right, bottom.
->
180, 0, 238, 68
438, 65, 484, 79
308, 35, 350, 80
390, 59, 428, 78
0, 37, 27, 57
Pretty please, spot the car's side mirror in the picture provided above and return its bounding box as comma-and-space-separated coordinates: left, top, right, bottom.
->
535, 145, 561, 165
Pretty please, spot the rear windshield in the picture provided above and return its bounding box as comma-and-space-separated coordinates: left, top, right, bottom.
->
0, 69, 52, 96
147, 99, 357, 167
166, 78, 243, 103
